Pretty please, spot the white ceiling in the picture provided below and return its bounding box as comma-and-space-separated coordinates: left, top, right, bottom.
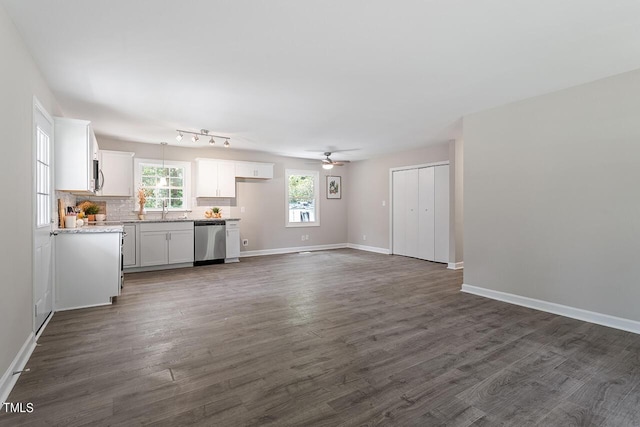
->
3, 0, 640, 161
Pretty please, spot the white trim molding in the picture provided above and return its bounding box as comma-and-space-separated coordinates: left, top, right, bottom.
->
346, 243, 390, 255
447, 262, 464, 270
461, 284, 640, 335
0, 333, 36, 404
240, 243, 348, 258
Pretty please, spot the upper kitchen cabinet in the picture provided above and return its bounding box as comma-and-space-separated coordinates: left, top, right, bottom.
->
54, 117, 99, 194
195, 159, 236, 198
235, 161, 274, 179
97, 150, 134, 197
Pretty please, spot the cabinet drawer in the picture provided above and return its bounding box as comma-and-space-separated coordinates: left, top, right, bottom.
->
225, 220, 239, 229
139, 221, 194, 232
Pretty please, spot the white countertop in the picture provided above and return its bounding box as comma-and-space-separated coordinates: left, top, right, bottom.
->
56, 224, 124, 233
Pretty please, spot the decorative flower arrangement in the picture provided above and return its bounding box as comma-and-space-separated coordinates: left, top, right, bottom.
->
137, 187, 147, 218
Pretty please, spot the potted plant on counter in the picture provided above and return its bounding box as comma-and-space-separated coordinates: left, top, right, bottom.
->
83, 203, 100, 221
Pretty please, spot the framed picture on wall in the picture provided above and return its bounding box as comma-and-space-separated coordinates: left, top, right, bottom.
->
327, 176, 341, 199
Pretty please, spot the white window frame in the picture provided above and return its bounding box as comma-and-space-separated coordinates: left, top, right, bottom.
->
134, 158, 192, 211
285, 169, 320, 228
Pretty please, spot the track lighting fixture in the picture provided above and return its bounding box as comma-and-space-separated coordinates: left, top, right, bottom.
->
176, 129, 231, 147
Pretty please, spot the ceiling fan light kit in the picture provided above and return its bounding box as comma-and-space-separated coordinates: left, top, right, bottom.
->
176, 129, 230, 147
319, 152, 350, 168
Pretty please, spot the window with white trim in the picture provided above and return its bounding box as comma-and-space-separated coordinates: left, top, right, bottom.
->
134, 158, 191, 211
285, 169, 320, 227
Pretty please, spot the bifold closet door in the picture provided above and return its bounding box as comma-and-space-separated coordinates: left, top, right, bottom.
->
418, 167, 435, 260
392, 169, 419, 257
434, 165, 450, 263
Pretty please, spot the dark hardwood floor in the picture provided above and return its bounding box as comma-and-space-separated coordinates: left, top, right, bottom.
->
2, 249, 640, 426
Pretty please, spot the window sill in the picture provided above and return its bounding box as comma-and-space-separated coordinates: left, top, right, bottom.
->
286, 222, 320, 228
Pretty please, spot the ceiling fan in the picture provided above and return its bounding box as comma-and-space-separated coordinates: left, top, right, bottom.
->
319, 152, 350, 170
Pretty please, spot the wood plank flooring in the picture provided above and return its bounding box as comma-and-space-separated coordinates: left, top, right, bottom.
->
1, 249, 640, 426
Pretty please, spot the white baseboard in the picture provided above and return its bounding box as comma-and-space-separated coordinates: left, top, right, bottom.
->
461, 284, 640, 335
239, 243, 348, 258
0, 333, 36, 404
346, 243, 390, 255
447, 262, 464, 270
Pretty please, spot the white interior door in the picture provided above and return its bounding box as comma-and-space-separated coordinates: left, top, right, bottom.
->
404, 169, 419, 258
34, 100, 54, 333
418, 167, 435, 261
434, 165, 450, 263
392, 170, 406, 255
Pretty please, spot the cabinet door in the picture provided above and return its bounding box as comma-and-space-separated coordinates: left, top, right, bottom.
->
54, 117, 94, 193
196, 160, 219, 197
235, 162, 256, 178
225, 222, 240, 262
434, 165, 450, 263
255, 163, 274, 179
99, 151, 134, 196
168, 229, 194, 264
418, 167, 435, 261
140, 231, 168, 266
217, 162, 236, 197
123, 225, 137, 267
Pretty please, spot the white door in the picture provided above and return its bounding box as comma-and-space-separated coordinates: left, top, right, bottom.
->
404, 168, 420, 258
418, 167, 436, 261
392, 170, 407, 256
34, 101, 54, 333
434, 165, 450, 263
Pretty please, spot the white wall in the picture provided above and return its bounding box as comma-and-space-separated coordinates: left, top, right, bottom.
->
464, 68, 640, 322
0, 4, 59, 387
96, 138, 348, 252
347, 143, 450, 251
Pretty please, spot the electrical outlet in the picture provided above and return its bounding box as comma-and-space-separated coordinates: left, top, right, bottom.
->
242, 239, 249, 246
301, 235, 305, 241
363, 235, 367, 241
241, 206, 245, 213
382, 200, 386, 207
305, 234, 309, 241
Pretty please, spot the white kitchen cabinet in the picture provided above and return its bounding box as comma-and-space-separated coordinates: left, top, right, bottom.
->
139, 222, 194, 267
123, 224, 137, 267
225, 220, 240, 263
54, 117, 99, 194
168, 230, 195, 264
392, 164, 449, 263
196, 159, 236, 197
55, 231, 121, 310
98, 150, 134, 197
235, 161, 274, 179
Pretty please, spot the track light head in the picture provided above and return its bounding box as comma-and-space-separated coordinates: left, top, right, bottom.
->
192, 134, 199, 143
176, 132, 183, 141
209, 137, 215, 145
224, 140, 230, 148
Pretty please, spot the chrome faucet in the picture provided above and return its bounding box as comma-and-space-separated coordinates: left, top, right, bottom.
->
162, 199, 168, 220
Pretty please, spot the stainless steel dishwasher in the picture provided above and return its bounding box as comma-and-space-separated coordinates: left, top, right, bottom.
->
194, 221, 226, 265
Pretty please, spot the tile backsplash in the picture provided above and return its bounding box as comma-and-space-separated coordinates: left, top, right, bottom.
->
56, 192, 233, 222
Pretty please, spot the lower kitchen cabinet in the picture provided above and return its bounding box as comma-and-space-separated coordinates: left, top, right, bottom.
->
55, 231, 122, 310
139, 221, 194, 267
123, 225, 137, 267
225, 220, 240, 263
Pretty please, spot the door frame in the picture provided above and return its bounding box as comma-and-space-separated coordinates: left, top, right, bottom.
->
32, 96, 55, 338
388, 161, 449, 255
